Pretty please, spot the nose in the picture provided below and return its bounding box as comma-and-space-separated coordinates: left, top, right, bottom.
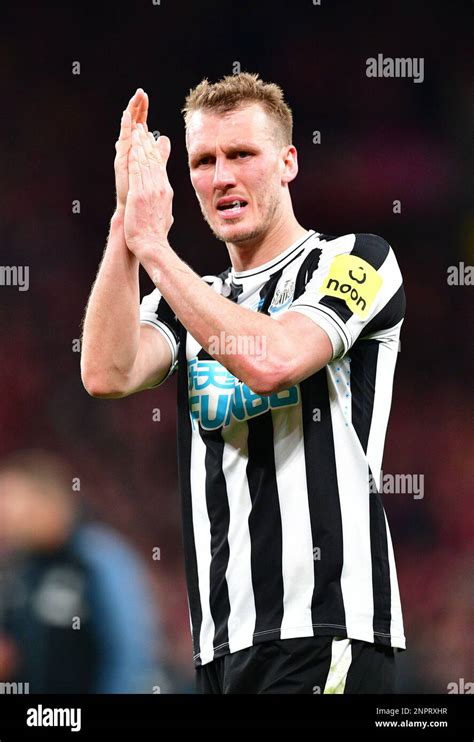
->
213, 156, 237, 190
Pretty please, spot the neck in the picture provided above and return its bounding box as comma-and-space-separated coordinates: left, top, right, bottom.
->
226, 211, 308, 273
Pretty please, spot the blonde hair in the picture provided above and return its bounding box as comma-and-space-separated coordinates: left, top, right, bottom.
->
182, 72, 293, 145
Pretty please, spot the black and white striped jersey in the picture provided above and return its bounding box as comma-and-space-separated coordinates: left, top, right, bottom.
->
139, 229, 406, 667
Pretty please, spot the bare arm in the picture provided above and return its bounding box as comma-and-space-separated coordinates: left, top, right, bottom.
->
140, 243, 332, 396
80, 90, 172, 398
80, 211, 172, 398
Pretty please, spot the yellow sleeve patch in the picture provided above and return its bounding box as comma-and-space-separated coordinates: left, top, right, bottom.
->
321, 254, 383, 319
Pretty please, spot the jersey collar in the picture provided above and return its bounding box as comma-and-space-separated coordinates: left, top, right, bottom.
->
230, 230, 317, 284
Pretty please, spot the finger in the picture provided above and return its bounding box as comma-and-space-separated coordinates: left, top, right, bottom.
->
126, 89, 140, 116
148, 133, 173, 193
128, 127, 144, 192
127, 88, 145, 125
140, 125, 155, 161
146, 132, 163, 188
144, 130, 168, 192
136, 124, 154, 192
137, 91, 149, 131
115, 109, 132, 156
131, 92, 144, 126
148, 133, 163, 165
156, 135, 171, 168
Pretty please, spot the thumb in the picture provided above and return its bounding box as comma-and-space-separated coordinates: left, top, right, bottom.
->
156, 135, 171, 166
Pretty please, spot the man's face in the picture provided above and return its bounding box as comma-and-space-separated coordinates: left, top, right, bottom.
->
0, 472, 39, 548
187, 103, 290, 245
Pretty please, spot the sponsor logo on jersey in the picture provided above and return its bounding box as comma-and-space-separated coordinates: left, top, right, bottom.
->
321, 254, 382, 318
188, 359, 299, 430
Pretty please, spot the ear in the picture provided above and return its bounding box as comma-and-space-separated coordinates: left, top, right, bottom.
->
280, 144, 298, 185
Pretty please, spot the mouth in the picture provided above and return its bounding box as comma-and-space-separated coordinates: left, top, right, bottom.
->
216, 199, 248, 219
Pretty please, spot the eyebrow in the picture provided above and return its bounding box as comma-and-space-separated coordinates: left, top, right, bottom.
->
189, 141, 259, 163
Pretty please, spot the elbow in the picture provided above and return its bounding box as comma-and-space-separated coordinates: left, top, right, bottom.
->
80, 366, 127, 399
244, 359, 293, 397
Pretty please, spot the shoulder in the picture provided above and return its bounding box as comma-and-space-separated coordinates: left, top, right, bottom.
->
316, 232, 402, 278
73, 523, 145, 579
319, 232, 392, 258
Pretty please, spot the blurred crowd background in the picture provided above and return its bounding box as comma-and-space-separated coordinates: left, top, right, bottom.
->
0, 1, 472, 693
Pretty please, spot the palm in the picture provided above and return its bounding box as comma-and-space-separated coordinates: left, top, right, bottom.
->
114, 89, 149, 210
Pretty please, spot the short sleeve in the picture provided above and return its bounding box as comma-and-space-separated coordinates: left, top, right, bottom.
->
286, 233, 405, 359
139, 287, 180, 387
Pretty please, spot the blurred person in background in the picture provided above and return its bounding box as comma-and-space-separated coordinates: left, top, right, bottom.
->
81, 73, 406, 694
0, 449, 170, 693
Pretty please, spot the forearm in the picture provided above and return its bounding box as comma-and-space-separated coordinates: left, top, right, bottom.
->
81, 210, 141, 391
142, 244, 290, 394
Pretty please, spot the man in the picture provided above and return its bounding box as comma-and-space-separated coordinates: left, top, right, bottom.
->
0, 450, 167, 693
81, 72, 406, 694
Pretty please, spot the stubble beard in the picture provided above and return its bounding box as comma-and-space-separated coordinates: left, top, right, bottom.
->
199, 190, 280, 246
